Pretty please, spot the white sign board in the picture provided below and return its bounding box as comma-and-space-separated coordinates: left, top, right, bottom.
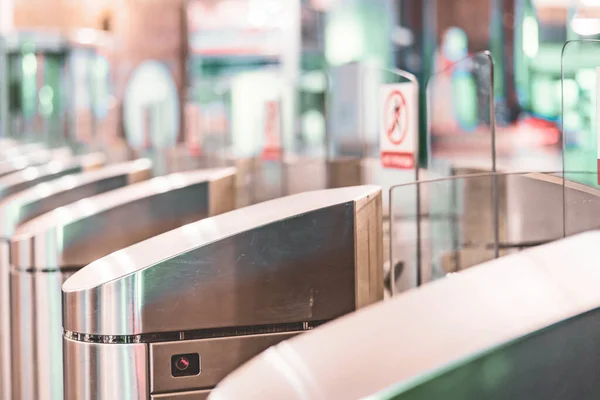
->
262, 99, 282, 160
379, 82, 417, 169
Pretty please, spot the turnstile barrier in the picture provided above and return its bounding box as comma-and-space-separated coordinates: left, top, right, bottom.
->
0, 158, 152, 400
0, 146, 73, 178
209, 230, 600, 399
10, 167, 236, 400
388, 171, 600, 293
62, 185, 383, 399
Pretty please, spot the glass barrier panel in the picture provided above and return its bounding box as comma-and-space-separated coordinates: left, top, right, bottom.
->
329, 64, 421, 222
561, 40, 600, 236
427, 51, 496, 176
388, 181, 420, 295
389, 171, 571, 296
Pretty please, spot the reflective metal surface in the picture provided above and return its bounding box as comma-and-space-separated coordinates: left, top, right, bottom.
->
0, 159, 152, 237
63, 338, 149, 400
209, 231, 600, 400
150, 333, 297, 393
11, 167, 236, 400
0, 147, 73, 178
152, 391, 210, 400
62, 185, 383, 399
0, 159, 152, 400
0, 142, 46, 159
12, 167, 235, 269
63, 185, 382, 335
0, 152, 104, 201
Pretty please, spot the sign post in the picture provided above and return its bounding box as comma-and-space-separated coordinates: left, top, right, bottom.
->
262, 99, 283, 161
379, 82, 417, 169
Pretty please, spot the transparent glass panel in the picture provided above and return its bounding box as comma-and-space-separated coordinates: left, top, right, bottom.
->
388, 181, 419, 295
427, 51, 496, 177
561, 39, 600, 236
329, 64, 420, 230
389, 171, 571, 296
561, 40, 599, 187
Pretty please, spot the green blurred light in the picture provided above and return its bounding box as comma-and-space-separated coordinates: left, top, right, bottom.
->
561, 79, 580, 109
443, 27, 468, 61
531, 78, 557, 117
452, 73, 478, 128
325, 13, 365, 66
564, 110, 582, 132
39, 85, 54, 104
93, 58, 109, 78
302, 109, 325, 145
39, 102, 54, 118
575, 69, 596, 91
300, 71, 327, 93
22, 54, 37, 76
523, 16, 539, 58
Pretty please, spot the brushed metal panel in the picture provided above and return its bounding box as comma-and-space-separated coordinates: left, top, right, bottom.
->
0, 147, 72, 178
63, 186, 383, 336
151, 390, 210, 399
10, 269, 69, 400
0, 159, 152, 237
11, 168, 236, 270
10, 168, 235, 400
210, 232, 600, 399
150, 332, 298, 394
65, 203, 356, 335
0, 159, 151, 400
0, 152, 104, 200
63, 338, 149, 400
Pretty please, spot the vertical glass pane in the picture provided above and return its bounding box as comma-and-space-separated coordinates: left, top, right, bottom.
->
561, 40, 600, 237
427, 51, 496, 176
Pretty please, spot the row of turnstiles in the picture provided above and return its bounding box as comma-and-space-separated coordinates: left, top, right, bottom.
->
0, 137, 385, 400
0, 137, 598, 399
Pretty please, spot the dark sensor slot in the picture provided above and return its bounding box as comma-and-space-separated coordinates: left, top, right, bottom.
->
171, 353, 201, 377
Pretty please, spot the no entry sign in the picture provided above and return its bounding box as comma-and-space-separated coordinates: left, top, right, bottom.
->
380, 82, 417, 169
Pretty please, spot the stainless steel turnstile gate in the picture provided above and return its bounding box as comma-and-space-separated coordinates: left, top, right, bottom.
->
62, 185, 383, 399
10, 167, 236, 399
0, 159, 152, 400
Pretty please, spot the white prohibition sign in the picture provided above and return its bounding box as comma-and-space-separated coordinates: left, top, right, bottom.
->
384, 90, 408, 146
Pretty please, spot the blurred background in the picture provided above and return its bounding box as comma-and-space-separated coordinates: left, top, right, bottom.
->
1, 0, 600, 174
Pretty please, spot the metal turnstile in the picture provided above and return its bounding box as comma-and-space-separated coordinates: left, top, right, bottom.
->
0, 142, 47, 159
61, 185, 383, 399
10, 167, 236, 399
0, 158, 152, 400
0, 146, 73, 178
0, 152, 104, 199
208, 231, 600, 399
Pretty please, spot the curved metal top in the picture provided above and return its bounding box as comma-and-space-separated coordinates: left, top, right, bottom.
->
0, 152, 104, 201
209, 231, 600, 400
12, 167, 237, 271
0, 147, 72, 178
62, 185, 382, 336
0, 142, 45, 158
0, 159, 152, 238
